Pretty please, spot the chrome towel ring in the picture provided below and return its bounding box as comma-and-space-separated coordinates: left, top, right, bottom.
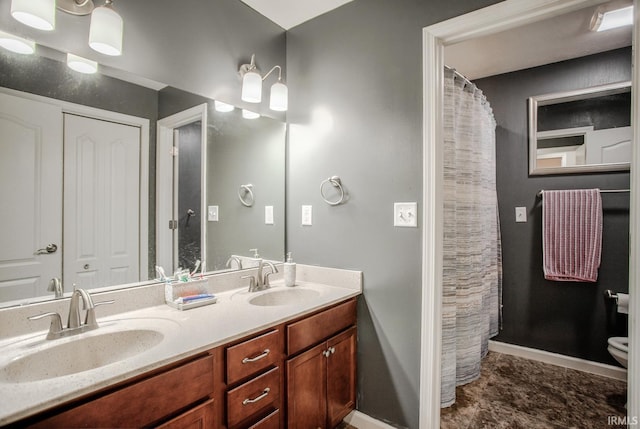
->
238, 184, 254, 207
320, 176, 345, 206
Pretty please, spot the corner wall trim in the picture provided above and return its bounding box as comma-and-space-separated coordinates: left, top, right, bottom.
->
488, 340, 627, 381
344, 410, 399, 429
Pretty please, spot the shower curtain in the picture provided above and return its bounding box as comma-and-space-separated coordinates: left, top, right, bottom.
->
440, 67, 503, 408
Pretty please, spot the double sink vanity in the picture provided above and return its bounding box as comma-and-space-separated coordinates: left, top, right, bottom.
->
0, 264, 361, 428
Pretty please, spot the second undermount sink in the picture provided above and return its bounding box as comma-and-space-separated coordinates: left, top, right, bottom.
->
248, 288, 320, 307
0, 319, 176, 383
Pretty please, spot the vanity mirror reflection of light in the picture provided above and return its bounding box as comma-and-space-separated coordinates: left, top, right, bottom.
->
0, 45, 285, 309
528, 80, 632, 175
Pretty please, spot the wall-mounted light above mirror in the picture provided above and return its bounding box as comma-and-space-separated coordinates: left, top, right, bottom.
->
528, 80, 632, 175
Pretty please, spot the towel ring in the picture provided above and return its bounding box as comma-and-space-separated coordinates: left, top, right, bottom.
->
320, 176, 345, 206
238, 184, 254, 207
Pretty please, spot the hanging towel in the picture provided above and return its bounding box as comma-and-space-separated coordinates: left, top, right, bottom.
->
542, 189, 602, 282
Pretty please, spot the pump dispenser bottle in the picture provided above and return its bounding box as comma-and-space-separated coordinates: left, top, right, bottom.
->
284, 252, 296, 287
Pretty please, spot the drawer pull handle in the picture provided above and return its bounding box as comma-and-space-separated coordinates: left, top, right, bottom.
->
242, 349, 270, 364
242, 387, 270, 405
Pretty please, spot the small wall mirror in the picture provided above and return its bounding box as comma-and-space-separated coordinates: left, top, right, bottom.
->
528, 81, 632, 175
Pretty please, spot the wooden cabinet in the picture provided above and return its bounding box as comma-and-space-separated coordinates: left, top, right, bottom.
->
23, 354, 215, 429
286, 299, 357, 429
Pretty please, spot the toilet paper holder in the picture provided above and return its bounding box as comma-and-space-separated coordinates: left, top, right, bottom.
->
604, 289, 618, 302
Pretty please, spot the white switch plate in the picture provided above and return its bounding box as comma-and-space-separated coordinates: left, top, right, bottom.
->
265, 205, 274, 225
207, 205, 219, 222
301, 205, 313, 226
515, 206, 527, 223
394, 202, 418, 227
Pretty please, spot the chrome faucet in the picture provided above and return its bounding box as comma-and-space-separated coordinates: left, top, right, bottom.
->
47, 277, 63, 299
28, 288, 114, 340
226, 256, 243, 270
242, 260, 279, 292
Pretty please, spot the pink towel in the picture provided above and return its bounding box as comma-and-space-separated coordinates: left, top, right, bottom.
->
542, 189, 602, 282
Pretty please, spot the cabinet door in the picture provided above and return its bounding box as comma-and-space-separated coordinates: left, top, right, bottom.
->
286, 342, 327, 429
156, 398, 215, 429
326, 327, 357, 428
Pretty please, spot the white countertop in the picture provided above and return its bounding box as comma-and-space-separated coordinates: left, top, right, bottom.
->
0, 266, 361, 425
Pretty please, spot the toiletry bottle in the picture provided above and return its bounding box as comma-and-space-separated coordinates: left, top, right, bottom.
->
284, 252, 296, 287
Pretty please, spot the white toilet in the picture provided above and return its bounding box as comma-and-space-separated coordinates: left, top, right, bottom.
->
607, 336, 629, 368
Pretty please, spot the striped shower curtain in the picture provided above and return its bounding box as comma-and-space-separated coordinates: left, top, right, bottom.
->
440, 68, 503, 408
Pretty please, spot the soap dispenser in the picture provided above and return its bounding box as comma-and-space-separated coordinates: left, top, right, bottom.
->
284, 252, 296, 287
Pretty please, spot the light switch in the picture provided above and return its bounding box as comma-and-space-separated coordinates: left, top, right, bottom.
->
301, 205, 313, 226
394, 202, 418, 227
207, 205, 219, 222
515, 206, 527, 223
265, 205, 274, 225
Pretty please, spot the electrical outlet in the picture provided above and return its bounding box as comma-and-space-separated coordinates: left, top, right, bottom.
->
394, 202, 418, 227
207, 205, 219, 222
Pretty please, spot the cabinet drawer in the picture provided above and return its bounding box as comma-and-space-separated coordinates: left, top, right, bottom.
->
287, 299, 356, 355
227, 329, 282, 385
30, 355, 214, 428
248, 409, 280, 429
227, 367, 280, 428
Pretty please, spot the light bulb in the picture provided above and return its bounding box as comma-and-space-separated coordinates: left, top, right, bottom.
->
242, 109, 260, 119
214, 100, 234, 112
0, 31, 35, 54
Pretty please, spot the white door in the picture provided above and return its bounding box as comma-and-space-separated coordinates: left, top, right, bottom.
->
585, 126, 633, 165
63, 114, 141, 289
0, 92, 63, 302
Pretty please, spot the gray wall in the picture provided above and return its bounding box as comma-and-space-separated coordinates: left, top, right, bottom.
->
158, 87, 286, 271
476, 47, 631, 365
286, 0, 502, 427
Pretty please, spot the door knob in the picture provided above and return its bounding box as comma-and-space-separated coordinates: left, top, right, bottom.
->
35, 244, 58, 255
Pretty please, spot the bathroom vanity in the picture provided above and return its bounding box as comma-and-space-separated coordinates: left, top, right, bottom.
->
0, 265, 361, 429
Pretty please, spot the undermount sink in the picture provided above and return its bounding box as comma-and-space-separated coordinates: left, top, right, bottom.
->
0, 319, 176, 383
248, 288, 320, 307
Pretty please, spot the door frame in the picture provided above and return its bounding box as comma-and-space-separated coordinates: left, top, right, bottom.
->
0, 86, 150, 283
156, 104, 208, 274
419, 0, 639, 426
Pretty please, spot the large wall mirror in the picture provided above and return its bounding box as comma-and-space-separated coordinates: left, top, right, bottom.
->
528, 81, 631, 175
0, 46, 285, 308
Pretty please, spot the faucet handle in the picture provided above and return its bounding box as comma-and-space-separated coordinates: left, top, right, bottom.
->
28, 312, 63, 339
85, 300, 115, 328
241, 275, 256, 292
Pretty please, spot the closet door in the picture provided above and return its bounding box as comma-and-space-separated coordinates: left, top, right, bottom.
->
63, 114, 141, 289
0, 92, 63, 301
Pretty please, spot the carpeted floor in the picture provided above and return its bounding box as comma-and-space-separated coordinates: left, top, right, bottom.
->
441, 351, 627, 428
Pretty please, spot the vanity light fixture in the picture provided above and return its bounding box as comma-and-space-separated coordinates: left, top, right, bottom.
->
242, 109, 260, 119
89, 0, 123, 56
239, 54, 288, 111
10, 0, 56, 31
0, 31, 35, 54
67, 53, 98, 74
591, 4, 633, 32
214, 100, 235, 112
10, 0, 124, 55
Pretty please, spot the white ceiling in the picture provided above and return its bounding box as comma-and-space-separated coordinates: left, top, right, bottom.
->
445, 4, 632, 80
239, 0, 354, 30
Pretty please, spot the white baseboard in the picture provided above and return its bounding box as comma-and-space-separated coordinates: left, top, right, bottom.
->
344, 410, 398, 429
489, 340, 627, 381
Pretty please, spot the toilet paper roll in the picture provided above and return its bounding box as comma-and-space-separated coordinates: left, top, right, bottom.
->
617, 293, 629, 315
